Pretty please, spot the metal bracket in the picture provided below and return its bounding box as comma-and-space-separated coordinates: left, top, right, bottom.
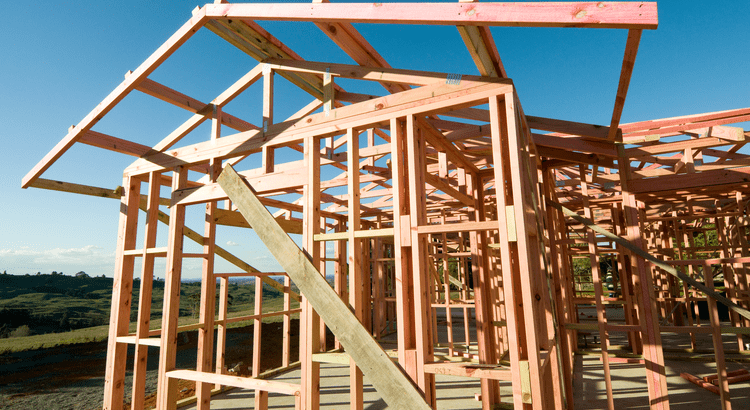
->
324, 68, 331, 117
446, 73, 462, 85
519, 360, 532, 404
505, 205, 517, 242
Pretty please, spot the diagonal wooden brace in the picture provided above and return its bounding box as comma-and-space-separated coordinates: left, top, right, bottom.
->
217, 164, 431, 410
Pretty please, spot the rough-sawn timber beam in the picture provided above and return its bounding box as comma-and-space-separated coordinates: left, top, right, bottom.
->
204, 2, 659, 29
217, 164, 431, 410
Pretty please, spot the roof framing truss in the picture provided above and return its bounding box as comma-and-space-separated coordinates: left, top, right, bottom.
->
29, 3, 750, 410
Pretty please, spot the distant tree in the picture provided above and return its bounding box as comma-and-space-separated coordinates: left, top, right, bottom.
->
59, 312, 70, 329
9, 325, 31, 338
2, 270, 6, 275
188, 292, 201, 318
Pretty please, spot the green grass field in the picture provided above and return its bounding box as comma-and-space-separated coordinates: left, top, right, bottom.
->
0, 273, 296, 353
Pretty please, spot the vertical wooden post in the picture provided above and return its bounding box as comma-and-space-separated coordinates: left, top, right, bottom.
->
614, 205, 641, 353
733, 192, 750, 328
441, 216, 454, 356
580, 164, 615, 410
319, 224, 328, 352
543, 168, 575, 410
716, 216, 745, 351
390, 117, 417, 376
216, 276, 229, 387
262, 66, 275, 174
347, 127, 364, 410
374, 218, 385, 339
703, 261, 731, 410
103, 175, 140, 410
334, 219, 345, 350
131, 171, 160, 410
406, 115, 436, 407
489, 94, 527, 410
468, 171, 500, 409
157, 166, 188, 410
301, 135, 321, 410
254, 277, 269, 409
618, 155, 669, 410
197, 104, 221, 410
282, 274, 292, 367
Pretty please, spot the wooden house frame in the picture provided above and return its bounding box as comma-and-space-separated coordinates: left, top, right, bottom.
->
22, 1, 750, 410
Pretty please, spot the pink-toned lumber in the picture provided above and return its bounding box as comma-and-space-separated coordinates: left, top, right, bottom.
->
204, 2, 658, 29
347, 128, 365, 410
130, 172, 160, 410
102, 176, 141, 410
26, 4, 750, 410
681, 372, 720, 395
302, 135, 322, 410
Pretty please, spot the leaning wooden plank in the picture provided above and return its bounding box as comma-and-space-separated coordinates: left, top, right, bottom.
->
204, 2, 659, 29
22, 9, 209, 188
547, 200, 750, 322
217, 164, 431, 410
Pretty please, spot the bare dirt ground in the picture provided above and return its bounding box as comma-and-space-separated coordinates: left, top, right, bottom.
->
0, 320, 301, 410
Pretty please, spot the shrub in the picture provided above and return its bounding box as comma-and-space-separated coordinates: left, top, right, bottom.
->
9, 325, 32, 338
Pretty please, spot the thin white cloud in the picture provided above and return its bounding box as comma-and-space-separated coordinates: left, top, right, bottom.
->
226, 241, 240, 246
0, 245, 115, 276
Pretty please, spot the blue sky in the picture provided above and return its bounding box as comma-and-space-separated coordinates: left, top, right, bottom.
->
1, 0, 748, 279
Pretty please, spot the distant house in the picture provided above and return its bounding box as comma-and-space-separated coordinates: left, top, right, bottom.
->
75, 271, 90, 278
